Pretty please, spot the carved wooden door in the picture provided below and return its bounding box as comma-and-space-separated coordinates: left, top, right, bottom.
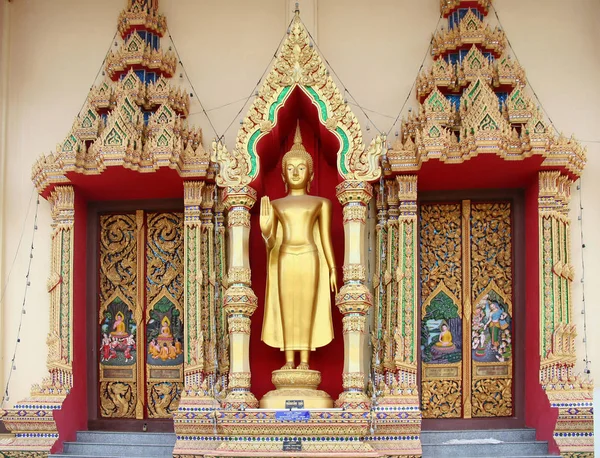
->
98, 210, 184, 419
419, 200, 513, 419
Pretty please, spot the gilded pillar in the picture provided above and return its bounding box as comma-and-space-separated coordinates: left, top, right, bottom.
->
182, 181, 206, 391
394, 175, 418, 387
538, 171, 594, 457
371, 181, 388, 379
222, 186, 258, 408
335, 180, 373, 408
200, 184, 217, 377
384, 179, 399, 376
1, 185, 75, 454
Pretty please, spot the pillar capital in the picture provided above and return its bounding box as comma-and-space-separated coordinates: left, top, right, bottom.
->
335, 180, 373, 206
223, 185, 257, 210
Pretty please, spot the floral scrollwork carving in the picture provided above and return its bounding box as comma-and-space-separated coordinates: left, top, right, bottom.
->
421, 380, 461, 418
227, 316, 251, 335
342, 372, 365, 390
342, 315, 366, 333
228, 372, 252, 389
472, 378, 512, 417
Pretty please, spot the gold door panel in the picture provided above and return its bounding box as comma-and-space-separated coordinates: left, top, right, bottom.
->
98, 210, 184, 419
420, 200, 513, 419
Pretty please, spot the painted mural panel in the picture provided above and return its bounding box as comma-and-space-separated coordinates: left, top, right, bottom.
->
98, 211, 184, 419
420, 200, 514, 419
470, 202, 513, 417
145, 212, 184, 418
420, 203, 463, 418
98, 213, 139, 418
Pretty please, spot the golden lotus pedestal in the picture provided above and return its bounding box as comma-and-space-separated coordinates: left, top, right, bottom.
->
259, 369, 333, 409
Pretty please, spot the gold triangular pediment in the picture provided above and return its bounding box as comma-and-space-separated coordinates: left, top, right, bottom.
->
212, 11, 384, 187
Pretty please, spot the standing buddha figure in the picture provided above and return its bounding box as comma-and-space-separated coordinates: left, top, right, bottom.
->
260, 123, 337, 370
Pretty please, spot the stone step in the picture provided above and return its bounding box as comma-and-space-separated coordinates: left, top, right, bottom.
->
62, 440, 174, 457
76, 431, 176, 446
422, 441, 549, 457
421, 428, 537, 444
53, 455, 124, 458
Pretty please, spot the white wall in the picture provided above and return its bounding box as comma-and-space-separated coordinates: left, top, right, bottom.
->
1, 0, 598, 447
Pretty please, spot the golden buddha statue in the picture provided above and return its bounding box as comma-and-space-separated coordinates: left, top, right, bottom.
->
260, 124, 337, 371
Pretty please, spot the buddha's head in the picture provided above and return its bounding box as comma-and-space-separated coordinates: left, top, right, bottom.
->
282, 124, 313, 193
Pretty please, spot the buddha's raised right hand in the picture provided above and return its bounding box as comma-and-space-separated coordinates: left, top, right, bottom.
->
260, 196, 273, 239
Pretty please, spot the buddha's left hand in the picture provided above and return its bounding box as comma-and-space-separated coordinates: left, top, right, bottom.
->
330, 267, 338, 294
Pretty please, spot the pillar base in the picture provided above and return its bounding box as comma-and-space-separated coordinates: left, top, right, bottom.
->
222, 389, 258, 409
335, 390, 371, 409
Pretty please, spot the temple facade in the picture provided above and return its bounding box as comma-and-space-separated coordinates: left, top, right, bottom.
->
0, 0, 597, 456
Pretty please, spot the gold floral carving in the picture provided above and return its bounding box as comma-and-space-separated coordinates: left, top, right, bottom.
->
472, 378, 512, 417
272, 369, 322, 389
342, 204, 367, 224
229, 372, 252, 389
226, 208, 251, 228
342, 373, 365, 390
226, 266, 251, 286
419, 203, 462, 303
342, 314, 366, 333
342, 263, 366, 282
470, 202, 512, 304
227, 316, 251, 335
421, 380, 461, 418
99, 214, 138, 309
146, 212, 184, 307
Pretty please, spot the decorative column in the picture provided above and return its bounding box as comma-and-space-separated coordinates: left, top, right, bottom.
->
1, 185, 74, 455
199, 184, 217, 378
394, 175, 418, 387
538, 171, 594, 457
180, 181, 207, 392
384, 179, 399, 375
371, 181, 388, 381
335, 180, 373, 409
222, 186, 259, 409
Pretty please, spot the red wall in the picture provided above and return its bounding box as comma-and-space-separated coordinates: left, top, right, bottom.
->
523, 176, 559, 454
51, 193, 88, 453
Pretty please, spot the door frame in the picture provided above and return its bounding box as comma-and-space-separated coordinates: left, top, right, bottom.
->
86, 199, 183, 432
418, 188, 526, 430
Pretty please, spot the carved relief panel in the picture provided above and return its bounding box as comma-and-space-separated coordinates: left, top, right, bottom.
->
420, 200, 513, 419
98, 210, 184, 419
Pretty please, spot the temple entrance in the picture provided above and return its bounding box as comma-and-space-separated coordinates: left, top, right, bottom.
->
419, 199, 515, 419
97, 209, 184, 420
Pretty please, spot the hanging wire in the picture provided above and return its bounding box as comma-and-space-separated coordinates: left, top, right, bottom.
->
299, 22, 384, 135
1, 195, 40, 406
576, 178, 591, 375
166, 28, 220, 141
347, 102, 396, 120
75, 30, 119, 118
0, 187, 35, 309
489, 3, 561, 135
216, 16, 295, 142
386, 12, 444, 138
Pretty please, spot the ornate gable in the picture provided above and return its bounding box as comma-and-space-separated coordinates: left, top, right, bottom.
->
212, 11, 384, 186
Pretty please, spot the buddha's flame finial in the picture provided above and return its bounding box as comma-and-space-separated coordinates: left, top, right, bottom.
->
294, 121, 303, 146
